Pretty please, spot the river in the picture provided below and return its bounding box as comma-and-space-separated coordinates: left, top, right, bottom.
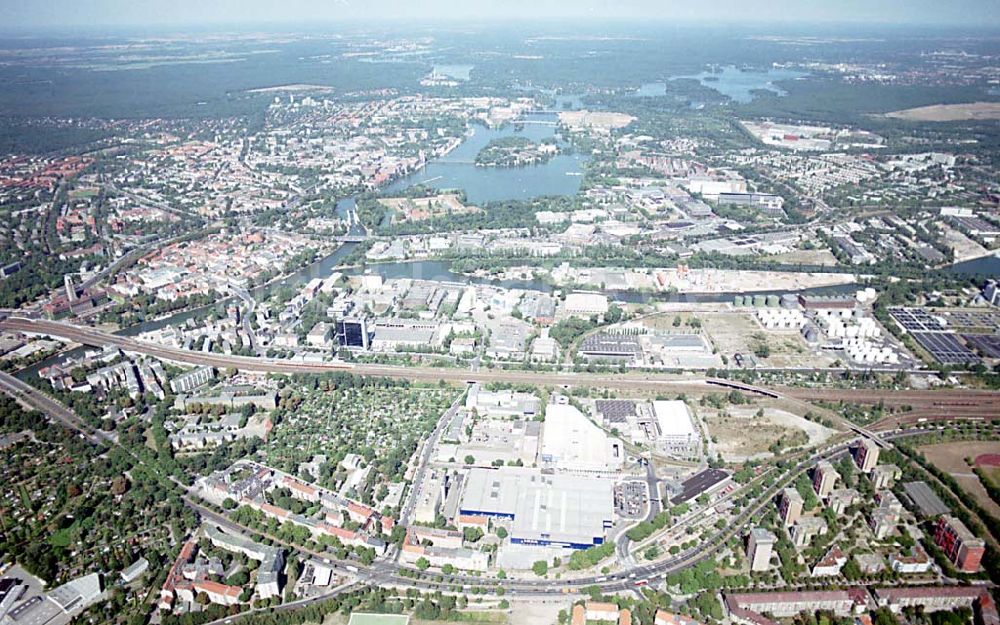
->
945, 254, 1000, 277
20, 94, 993, 380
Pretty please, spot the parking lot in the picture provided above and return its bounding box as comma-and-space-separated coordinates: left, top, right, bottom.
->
615, 480, 648, 518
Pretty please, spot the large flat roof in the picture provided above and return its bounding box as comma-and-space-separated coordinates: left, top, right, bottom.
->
541, 403, 619, 470
674, 468, 730, 504
902, 481, 949, 517
459, 467, 613, 547
652, 400, 697, 438
459, 468, 520, 517
513, 471, 613, 546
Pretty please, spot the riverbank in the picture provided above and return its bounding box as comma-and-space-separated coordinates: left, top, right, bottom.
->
476, 265, 858, 294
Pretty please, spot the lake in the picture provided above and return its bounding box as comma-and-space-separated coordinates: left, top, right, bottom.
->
432, 64, 473, 80
382, 112, 587, 204
638, 65, 809, 103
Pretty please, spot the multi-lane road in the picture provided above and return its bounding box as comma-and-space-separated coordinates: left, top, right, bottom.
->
0, 344, 983, 610
0, 370, 113, 446
5, 316, 1000, 417
397, 393, 466, 528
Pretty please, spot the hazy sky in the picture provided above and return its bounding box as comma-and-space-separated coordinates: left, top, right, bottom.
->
2, 0, 999, 29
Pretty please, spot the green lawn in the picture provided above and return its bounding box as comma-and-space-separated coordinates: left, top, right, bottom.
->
50, 527, 73, 548
18, 484, 31, 510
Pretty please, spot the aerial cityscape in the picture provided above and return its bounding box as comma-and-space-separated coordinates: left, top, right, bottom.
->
0, 2, 999, 625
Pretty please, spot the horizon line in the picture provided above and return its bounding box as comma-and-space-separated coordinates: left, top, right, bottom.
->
2, 16, 1000, 36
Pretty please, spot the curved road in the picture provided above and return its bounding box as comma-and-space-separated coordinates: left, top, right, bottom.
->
0, 361, 956, 610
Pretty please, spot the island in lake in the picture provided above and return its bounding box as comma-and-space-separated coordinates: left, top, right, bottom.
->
474, 135, 559, 167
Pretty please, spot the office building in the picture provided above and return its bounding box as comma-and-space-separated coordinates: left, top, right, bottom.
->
335, 316, 371, 349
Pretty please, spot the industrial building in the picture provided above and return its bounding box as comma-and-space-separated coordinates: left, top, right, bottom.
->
562, 292, 609, 318
466, 385, 540, 418
540, 401, 623, 472
651, 400, 700, 455
458, 467, 614, 549
577, 332, 642, 362
671, 468, 731, 505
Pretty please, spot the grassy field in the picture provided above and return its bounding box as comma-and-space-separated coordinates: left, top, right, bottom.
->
704, 405, 830, 461
978, 466, 1000, 493
699, 312, 837, 369
920, 441, 1000, 519
329, 612, 509, 625
884, 101, 1000, 122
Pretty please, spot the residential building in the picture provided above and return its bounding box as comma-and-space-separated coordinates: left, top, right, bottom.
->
571, 602, 632, 625
813, 461, 839, 497
747, 527, 776, 571
869, 508, 898, 540
889, 546, 932, 574
827, 489, 859, 515
854, 439, 879, 473
170, 366, 216, 394
121, 558, 149, 584
779, 488, 803, 526
811, 546, 848, 577
790, 517, 828, 548
934, 515, 985, 572
655, 611, 700, 625
871, 464, 901, 490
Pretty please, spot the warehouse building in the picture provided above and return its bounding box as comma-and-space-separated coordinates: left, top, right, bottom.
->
541, 401, 623, 472
458, 467, 614, 549
562, 292, 609, 318
651, 400, 700, 455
